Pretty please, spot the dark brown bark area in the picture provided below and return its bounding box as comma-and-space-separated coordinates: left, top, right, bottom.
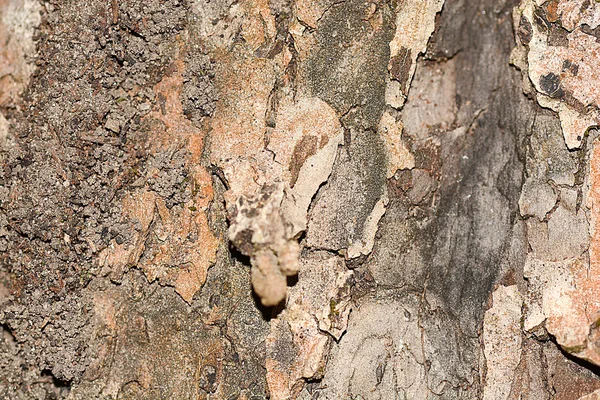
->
0, 1, 268, 398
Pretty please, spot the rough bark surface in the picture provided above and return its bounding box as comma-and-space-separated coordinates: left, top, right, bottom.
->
2, 0, 600, 399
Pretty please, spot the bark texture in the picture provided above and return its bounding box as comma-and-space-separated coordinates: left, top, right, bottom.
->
1, 0, 600, 399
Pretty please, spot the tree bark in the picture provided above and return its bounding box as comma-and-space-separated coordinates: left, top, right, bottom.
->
1, 0, 600, 399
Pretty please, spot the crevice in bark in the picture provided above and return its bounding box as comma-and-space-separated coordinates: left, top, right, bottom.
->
553, 339, 600, 377
40, 369, 72, 394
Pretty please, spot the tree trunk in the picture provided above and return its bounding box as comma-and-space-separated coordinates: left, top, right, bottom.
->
2, 0, 600, 398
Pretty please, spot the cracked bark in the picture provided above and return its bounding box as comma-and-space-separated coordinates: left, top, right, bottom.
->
2, 0, 600, 399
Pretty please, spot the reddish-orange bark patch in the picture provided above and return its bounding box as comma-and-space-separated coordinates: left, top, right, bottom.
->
552, 141, 600, 363
102, 48, 219, 303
